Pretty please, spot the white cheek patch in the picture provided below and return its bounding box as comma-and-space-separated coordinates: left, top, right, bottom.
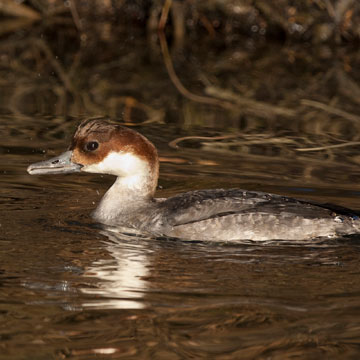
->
82, 151, 148, 177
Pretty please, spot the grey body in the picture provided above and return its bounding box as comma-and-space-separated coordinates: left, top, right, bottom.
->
93, 187, 360, 241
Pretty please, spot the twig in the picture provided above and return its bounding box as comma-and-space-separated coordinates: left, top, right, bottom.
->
199, 13, 216, 37
0, 0, 40, 19
301, 99, 360, 122
324, 0, 336, 18
169, 135, 239, 149
158, 3, 238, 110
334, 0, 355, 23
158, 0, 172, 30
107, 96, 164, 124
171, 0, 186, 47
158, 0, 292, 117
68, 0, 82, 31
0, 18, 36, 36
206, 86, 296, 118
296, 141, 360, 152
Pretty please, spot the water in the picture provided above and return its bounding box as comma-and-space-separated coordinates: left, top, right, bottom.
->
2, 37, 360, 358
2, 114, 360, 359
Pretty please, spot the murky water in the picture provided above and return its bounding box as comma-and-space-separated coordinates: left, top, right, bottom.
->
2, 113, 360, 359
2, 35, 360, 358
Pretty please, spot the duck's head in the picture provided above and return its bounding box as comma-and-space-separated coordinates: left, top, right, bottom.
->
27, 118, 159, 194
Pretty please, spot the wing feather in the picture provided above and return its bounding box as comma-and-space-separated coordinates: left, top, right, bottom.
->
159, 189, 358, 227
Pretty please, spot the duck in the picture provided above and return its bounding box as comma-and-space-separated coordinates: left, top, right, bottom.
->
27, 117, 360, 241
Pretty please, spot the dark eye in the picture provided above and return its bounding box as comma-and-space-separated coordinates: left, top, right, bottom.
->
85, 141, 99, 152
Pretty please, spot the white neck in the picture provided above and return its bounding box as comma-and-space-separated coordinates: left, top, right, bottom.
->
92, 176, 153, 223
84, 152, 158, 224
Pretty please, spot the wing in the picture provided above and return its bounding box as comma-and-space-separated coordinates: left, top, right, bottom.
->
159, 189, 359, 227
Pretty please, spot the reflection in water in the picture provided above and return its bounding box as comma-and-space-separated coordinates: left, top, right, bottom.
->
81, 229, 151, 310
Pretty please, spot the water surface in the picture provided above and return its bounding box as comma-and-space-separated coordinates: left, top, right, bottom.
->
2, 36, 360, 358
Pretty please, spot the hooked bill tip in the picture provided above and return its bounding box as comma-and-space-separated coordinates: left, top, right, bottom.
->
27, 164, 34, 174
27, 164, 50, 175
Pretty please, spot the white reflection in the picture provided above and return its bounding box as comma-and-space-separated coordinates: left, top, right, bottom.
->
92, 348, 117, 355
81, 228, 151, 309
